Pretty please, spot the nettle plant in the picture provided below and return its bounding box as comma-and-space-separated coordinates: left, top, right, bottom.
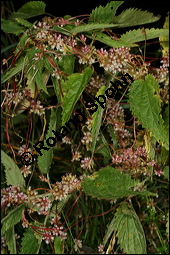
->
1, 1, 169, 254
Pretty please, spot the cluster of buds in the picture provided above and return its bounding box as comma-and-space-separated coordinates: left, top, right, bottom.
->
156, 54, 169, 83
42, 215, 67, 244
51, 173, 81, 200
20, 165, 32, 178
42, 225, 67, 244
18, 144, 32, 155
156, 54, 169, 104
74, 239, 82, 251
26, 187, 52, 215
5, 91, 23, 105
112, 147, 155, 175
47, 34, 66, 54
18, 144, 33, 177
71, 150, 82, 162
81, 118, 93, 150
36, 197, 52, 215
80, 157, 94, 171
1, 186, 28, 208
78, 45, 96, 65
86, 75, 106, 95
106, 99, 132, 148
96, 46, 131, 74
30, 100, 45, 116
124, 55, 150, 80
62, 136, 72, 144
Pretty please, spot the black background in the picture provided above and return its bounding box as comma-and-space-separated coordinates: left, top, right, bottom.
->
3, 0, 169, 25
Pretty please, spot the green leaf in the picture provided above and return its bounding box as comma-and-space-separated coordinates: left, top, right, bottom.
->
119, 28, 169, 44
89, 1, 124, 24
71, 23, 121, 34
113, 8, 160, 27
58, 54, 75, 75
20, 227, 39, 254
88, 32, 135, 48
1, 56, 29, 84
35, 61, 49, 95
163, 105, 169, 132
51, 76, 62, 104
15, 18, 32, 28
62, 67, 93, 125
108, 124, 118, 150
5, 226, 17, 254
1, 43, 18, 54
160, 16, 169, 53
95, 132, 111, 164
9, 1, 46, 20
113, 203, 147, 254
103, 216, 115, 247
53, 25, 72, 36
91, 86, 106, 154
25, 58, 50, 95
1, 150, 25, 190
37, 108, 57, 173
81, 167, 155, 200
129, 75, 169, 150
19, 33, 30, 48
2, 204, 25, 234
1, 18, 24, 35
163, 166, 169, 180
54, 237, 64, 254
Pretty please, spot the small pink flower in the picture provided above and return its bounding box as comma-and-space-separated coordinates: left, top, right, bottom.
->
98, 244, 104, 253
154, 169, 163, 177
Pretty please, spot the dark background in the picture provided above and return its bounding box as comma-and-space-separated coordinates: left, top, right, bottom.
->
2, 0, 169, 24
1, 0, 169, 58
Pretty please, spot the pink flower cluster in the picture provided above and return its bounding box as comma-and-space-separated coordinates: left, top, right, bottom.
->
112, 147, 155, 175
1, 186, 28, 208
51, 173, 81, 200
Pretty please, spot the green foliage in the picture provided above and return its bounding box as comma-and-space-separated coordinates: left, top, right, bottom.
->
34, 61, 49, 95
81, 167, 155, 200
9, 1, 46, 20
113, 8, 160, 27
54, 237, 64, 254
58, 54, 75, 75
160, 16, 169, 53
71, 23, 120, 34
1, 18, 25, 35
1, 1, 46, 36
19, 34, 30, 48
88, 32, 135, 48
5, 226, 17, 254
120, 28, 169, 44
89, 1, 124, 24
113, 203, 147, 254
61, 67, 93, 125
95, 133, 112, 164
1, 150, 25, 190
2, 204, 25, 234
20, 227, 39, 254
163, 166, 169, 180
37, 108, 57, 173
103, 216, 115, 247
15, 18, 32, 28
108, 124, 118, 150
1, 56, 29, 84
129, 74, 169, 150
91, 86, 106, 154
